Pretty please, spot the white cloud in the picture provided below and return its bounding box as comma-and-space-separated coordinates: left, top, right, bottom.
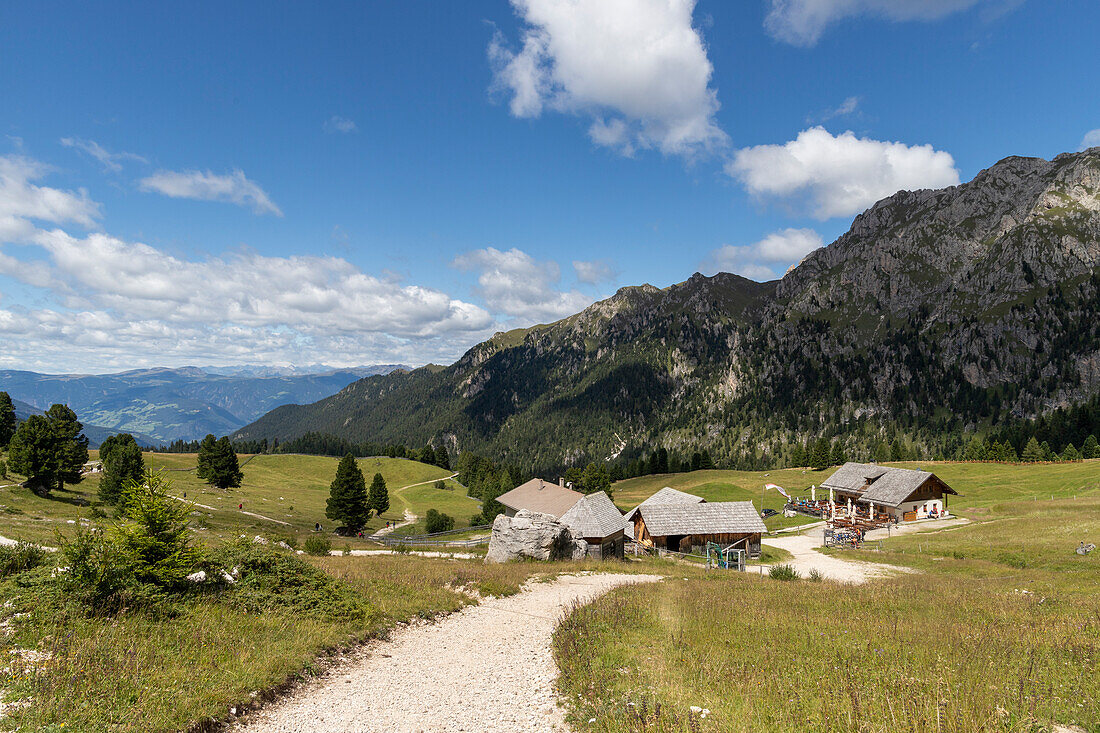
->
60, 137, 147, 172
727, 127, 960, 220
702, 228, 824, 281
573, 259, 616, 284
453, 247, 593, 324
822, 95, 860, 120
139, 168, 283, 216
1081, 129, 1100, 151
765, 0, 1001, 46
488, 0, 727, 157
0, 154, 505, 371
0, 155, 101, 228
324, 116, 358, 134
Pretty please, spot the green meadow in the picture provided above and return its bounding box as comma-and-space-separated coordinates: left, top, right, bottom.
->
554, 459, 1100, 733
0, 452, 480, 546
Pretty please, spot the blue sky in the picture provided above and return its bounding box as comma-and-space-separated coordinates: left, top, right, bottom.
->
1, 0, 1098, 372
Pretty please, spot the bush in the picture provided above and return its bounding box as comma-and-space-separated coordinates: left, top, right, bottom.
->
0, 541, 50, 578
303, 534, 332, 556
768, 564, 800, 581
434, 479, 447, 490
806, 568, 824, 582
425, 509, 455, 534
470, 513, 485, 526
210, 540, 374, 622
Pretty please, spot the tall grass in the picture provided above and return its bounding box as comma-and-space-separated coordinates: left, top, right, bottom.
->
555, 571, 1100, 732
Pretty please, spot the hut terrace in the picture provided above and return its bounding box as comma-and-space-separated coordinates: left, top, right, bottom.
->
631, 501, 766, 558
820, 462, 958, 522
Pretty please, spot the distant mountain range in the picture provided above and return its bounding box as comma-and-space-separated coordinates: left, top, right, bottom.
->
236, 148, 1100, 472
2, 365, 406, 446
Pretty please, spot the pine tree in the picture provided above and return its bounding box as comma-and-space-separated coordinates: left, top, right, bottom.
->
195, 434, 217, 480
830, 440, 847, 467
890, 437, 907, 462
690, 451, 702, 471
656, 447, 669, 474
1021, 437, 1043, 463
99, 433, 145, 505
435, 447, 451, 470
1082, 434, 1100, 459
420, 444, 436, 466
699, 450, 714, 470
789, 441, 805, 467
963, 436, 987, 461
0, 391, 16, 448
326, 454, 371, 533
7, 404, 89, 496
1061, 443, 1081, 462
368, 472, 390, 517
1040, 440, 1054, 461
811, 437, 830, 470
580, 462, 611, 496
647, 451, 660, 475
203, 437, 243, 489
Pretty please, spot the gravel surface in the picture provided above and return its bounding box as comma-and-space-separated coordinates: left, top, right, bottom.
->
235, 572, 661, 733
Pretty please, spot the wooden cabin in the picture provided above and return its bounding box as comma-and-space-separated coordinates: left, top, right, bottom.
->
632, 501, 766, 558
820, 462, 958, 521
622, 487, 705, 540
559, 491, 626, 560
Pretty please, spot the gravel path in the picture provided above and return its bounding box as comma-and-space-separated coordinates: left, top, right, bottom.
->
235, 572, 661, 733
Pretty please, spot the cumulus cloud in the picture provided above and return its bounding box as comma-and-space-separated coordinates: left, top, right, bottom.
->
453, 247, 594, 324
139, 168, 283, 216
702, 228, 824, 281
764, 0, 1016, 46
60, 137, 147, 172
488, 0, 727, 157
324, 116, 358, 134
573, 259, 616, 284
0, 155, 504, 371
1080, 129, 1100, 151
726, 126, 960, 220
0, 155, 101, 228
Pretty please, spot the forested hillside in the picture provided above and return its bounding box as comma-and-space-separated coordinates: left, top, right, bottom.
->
236, 148, 1100, 474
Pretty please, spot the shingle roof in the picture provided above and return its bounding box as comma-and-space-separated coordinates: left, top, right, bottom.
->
497, 479, 584, 518
623, 487, 706, 539
638, 501, 766, 537
560, 491, 625, 539
820, 462, 957, 507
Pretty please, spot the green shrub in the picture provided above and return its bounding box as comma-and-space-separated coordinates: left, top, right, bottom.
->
0, 541, 50, 578
806, 568, 824, 582
425, 509, 455, 534
768, 564, 800, 581
210, 541, 374, 622
303, 534, 332, 556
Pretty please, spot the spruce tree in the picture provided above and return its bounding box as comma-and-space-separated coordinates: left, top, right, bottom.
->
201, 437, 243, 489
656, 447, 669, 474
420, 444, 436, 466
435, 447, 450, 470
326, 454, 371, 533
1061, 443, 1081, 462
8, 405, 89, 496
1021, 437, 1044, 463
830, 440, 847, 466
1082, 434, 1100, 459
700, 450, 714, 470
0, 391, 16, 448
99, 433, 145, 505
368, 472, 390, 517
195, 434, 217, 480
811, 437, 830, 470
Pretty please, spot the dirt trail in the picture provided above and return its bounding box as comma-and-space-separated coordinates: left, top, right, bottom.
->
235, 573, 661, 733
761, 518, 968, 583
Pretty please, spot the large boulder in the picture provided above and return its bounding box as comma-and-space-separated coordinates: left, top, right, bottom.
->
485, 510, 585, 564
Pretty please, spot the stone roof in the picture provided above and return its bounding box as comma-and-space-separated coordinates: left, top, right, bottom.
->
497, 479, 584, 518
820, 462, 957, 507
623, 487, 706, 539
637, 501, 766, 537
560, 491, 625, 539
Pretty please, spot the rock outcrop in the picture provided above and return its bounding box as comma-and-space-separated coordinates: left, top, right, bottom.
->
484, 510, 586, 564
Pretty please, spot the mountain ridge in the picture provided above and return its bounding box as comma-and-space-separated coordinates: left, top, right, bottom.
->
236, 148, 1100, 471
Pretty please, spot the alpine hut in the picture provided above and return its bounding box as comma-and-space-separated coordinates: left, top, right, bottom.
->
820, 462, 958, 522
631, 501, 766, 558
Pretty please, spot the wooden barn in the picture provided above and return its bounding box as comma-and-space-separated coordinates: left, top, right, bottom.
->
622, 487, 705, 540
631, 501, 766, 558
559, 491, 626, 560
820, 462, 958, 521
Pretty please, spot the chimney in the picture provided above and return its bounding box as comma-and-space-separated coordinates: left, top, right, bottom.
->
559, 477, 565, 488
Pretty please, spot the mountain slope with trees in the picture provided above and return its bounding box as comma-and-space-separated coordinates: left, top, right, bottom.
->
236, 148, 1100, 474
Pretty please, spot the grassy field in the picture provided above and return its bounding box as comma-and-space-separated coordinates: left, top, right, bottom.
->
558, 460, 1100, 732
0, 452, 480, 546
0, 545, 695, 732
